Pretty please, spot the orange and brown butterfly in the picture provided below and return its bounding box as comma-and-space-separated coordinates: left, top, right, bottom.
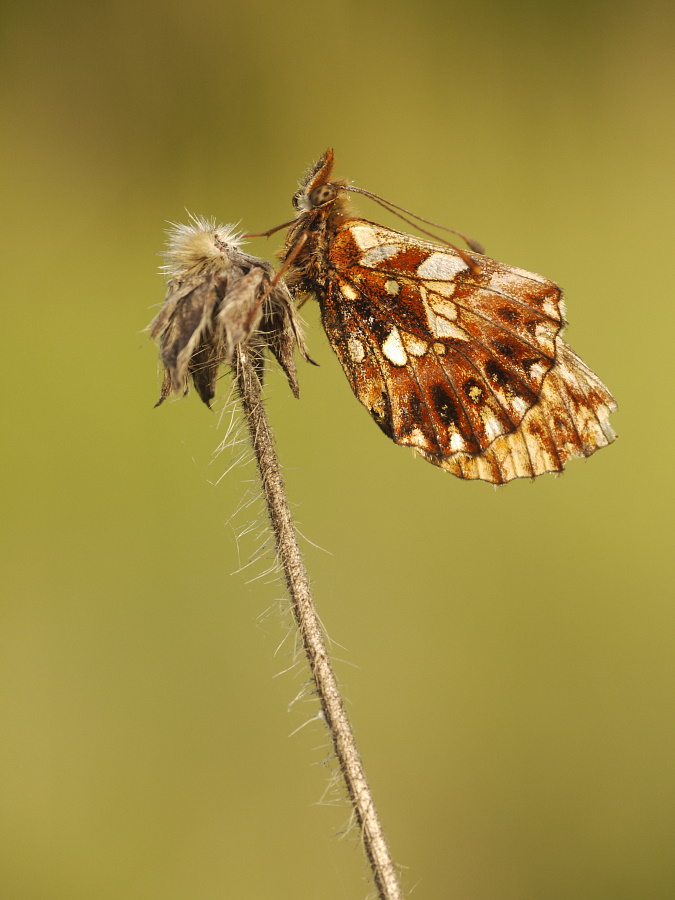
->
265, 149, 617, 484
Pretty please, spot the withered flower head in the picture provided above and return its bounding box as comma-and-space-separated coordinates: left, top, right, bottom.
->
149, 215, 310, 407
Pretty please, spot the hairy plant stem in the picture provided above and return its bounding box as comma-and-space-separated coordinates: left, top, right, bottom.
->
234, 347, 403, 900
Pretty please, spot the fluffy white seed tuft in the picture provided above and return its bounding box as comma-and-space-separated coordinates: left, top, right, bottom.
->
162, 214, 245, 276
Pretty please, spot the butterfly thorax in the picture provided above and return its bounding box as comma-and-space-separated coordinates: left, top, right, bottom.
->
283, 203, 345, 294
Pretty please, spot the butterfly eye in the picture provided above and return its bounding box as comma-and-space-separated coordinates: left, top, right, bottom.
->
309, 183, 338, 208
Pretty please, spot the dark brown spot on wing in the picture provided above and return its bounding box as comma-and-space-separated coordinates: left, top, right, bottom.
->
430, 383, 461, 427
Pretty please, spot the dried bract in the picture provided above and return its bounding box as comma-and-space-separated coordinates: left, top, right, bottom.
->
150, 216, 308, 407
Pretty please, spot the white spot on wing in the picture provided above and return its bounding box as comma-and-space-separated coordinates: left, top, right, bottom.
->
341, 282, 359, 300
424, 280, 456, 298
449, 431, 467, 452
360, 245, 402, 267
481, 413, 504, 442
349, 225, 379, 250
528, 361, 547, 382
417, 252, 467, 280
382, 327, 408, 366
541, 293, 559, 319
348, 336, 365, 363
385, 279, 400, 295
510, 395, 530, 417
425, 301, 469, 340
402, 332, 428, 357
488, 270, 524, 296
442, 321, 469, 340
428, 296, 458, 321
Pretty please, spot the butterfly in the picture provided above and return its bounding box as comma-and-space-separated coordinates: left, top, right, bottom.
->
264, 149, 616, 484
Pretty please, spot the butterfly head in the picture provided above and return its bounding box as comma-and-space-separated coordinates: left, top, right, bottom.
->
292, 148, 348, 215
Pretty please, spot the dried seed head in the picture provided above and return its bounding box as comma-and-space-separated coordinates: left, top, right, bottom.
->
149, 216, 311, 408
162, 216, 245, 276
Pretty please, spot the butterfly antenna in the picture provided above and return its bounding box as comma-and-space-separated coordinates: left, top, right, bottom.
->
345, 185, 485, 256
245, 216, 300, 240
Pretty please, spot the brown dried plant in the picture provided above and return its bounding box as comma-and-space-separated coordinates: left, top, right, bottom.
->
150, 215, 309, 406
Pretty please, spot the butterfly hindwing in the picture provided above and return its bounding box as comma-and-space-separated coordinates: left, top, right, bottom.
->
320, 220, 566, 455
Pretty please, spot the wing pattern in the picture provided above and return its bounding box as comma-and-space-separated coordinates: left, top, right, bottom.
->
321, 220, 567, 458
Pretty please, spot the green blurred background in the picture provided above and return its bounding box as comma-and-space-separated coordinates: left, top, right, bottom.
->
1, 0, 673, 897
